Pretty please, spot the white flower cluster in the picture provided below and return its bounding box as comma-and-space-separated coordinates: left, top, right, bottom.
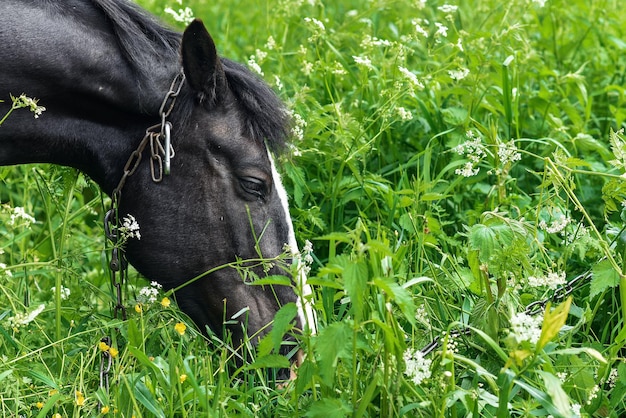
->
539, 216, 571, 234
497, 142, 522, 165
0, 262, 12, 278
138, 281, 163, 305
526, 271, 566, 290
303, 17, 325, 42
403, 348, 432, 385
8, 206, 36, 226
164, 0, 194, 25
453, 130, 485, 177
51, 285, 71, 300
120, 214, 141, 241
398, 66, 425, 91
8, 304, 45, 328
509, 312, 542, 345
12, 94, 46, 119
353, 55, 374, 70
448, 67, 470, 81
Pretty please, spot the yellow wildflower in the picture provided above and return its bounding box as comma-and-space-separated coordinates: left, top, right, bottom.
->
75, 390, 85, 406
36, 401, 44, 409
135, 304, 143, 313
174, 322, 186, 336
161, 297, 171, 308
109, 347, 119, 358
98, 341, 110, 352
101, 405, 110, 414
179, 374, 187, 384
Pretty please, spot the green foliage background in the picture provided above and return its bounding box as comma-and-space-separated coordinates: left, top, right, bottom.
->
1, 0, 626, 416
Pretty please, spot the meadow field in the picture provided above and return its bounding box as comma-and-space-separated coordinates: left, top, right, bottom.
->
1, 0, 625, 416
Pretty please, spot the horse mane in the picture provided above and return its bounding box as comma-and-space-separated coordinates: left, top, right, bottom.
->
91, 0, 290, 152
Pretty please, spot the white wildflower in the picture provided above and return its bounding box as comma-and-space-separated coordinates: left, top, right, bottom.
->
8, 304, 45, 328
398, 66, 425, 90
403, 348, 432, 385
455, 161, 480, 177
509, 312, 542, 345
120, 214, 141, 241
353, 55, 374, 70
539, 216, 571, 234
302, 61, 314, 76
571, 403, 582, 417
448, 67, 470, 81
290, 111, 307, 141
411, 19, 430, 38
587, 384, 600, 405
303, 17, 325, 42
273, 75, 283, 91
247, 56, 264, 76
527, 271, 566, 290
138, 281, 162, 305
12, 94, 46, 119
0, 263, 12, 278
164, 6, 194, 24
435, 22, 448, 37
532, 0, 547, 7
497, 141, 522, 165
51, 286, 71, 300
397, 107, 414, 121
9, 206, 36, 226
265, 36, 276, 50
437, 4, 458, 13
606, 368, 618, 389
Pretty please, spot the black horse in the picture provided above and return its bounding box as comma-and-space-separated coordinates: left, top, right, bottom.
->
0, 0, 314, 362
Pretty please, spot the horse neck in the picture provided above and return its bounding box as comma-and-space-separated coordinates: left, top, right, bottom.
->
0, 1, 181, 193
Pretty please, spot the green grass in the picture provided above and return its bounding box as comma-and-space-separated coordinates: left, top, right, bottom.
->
2, 0, 626, 416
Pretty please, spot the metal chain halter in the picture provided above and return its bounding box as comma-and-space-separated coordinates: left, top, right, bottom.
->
99, 70, 185, 402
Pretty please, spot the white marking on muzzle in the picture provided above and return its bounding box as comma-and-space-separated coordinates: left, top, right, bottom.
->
268, 151, 317, 334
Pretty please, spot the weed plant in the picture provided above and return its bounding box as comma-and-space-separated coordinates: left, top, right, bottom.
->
1, 0, 626, 416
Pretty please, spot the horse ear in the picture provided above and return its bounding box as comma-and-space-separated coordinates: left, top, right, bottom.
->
181, 19, 227, 102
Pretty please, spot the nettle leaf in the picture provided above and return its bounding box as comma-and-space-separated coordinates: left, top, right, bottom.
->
343, 259, 369, 322
590, 259, 620, 299
467, 223, 497, 262
305, 398, 353, 418
314, 321, 352, 387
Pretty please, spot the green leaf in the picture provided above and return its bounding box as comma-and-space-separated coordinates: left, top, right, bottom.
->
343, 259, 369, 321
133, 380, 166, 418
256, 302, 297, 356
373, 277, 416, 326
314, 322, 351, 387
537, 371, 572, 417
467, 223, 497, 262
246, 354, 290, 370
305, 398, 353, 418
537, 297, 572, 351
590, 259, 620, 299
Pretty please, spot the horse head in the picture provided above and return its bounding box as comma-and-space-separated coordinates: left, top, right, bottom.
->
121, 20, 310, 352
0, 1, 313, 366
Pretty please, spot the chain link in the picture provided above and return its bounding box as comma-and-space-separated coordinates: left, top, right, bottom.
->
420, 270, 592, 355
100, 70, 185, 400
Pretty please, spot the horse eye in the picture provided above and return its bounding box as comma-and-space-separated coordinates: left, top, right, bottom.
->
239, 177, 267, 198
